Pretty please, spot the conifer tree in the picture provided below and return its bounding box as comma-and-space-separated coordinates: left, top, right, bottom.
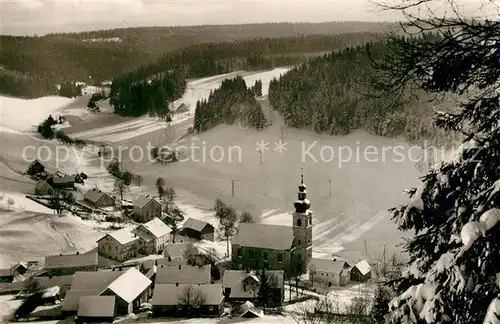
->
372, 1, 500, 323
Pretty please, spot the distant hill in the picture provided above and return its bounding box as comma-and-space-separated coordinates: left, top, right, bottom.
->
0, 22, 397, 98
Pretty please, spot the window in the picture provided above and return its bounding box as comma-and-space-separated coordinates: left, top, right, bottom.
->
209, 306, 214, 311
263, 252, 268, 260
298, 240, 301, 245
297, 218, 302, 227
237, 249, 242, 258
309, 217, 312, 225
249, 250, 254, 260
277, 253, 283, 263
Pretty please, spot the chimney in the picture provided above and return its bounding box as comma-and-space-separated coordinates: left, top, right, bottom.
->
175, 282, 179, 287
168, 256, 172, 262
59, 253, 62, 256
333, 258, 337, 261
178, 265, 181, 270
76, 252, 79, 255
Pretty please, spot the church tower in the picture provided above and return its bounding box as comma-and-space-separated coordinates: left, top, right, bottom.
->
292, 170, 313, 273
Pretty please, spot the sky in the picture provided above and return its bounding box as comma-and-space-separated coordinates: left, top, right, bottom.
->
0, 0, 498, 36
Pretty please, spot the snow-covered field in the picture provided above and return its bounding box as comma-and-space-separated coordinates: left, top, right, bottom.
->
0, 68, 420, 269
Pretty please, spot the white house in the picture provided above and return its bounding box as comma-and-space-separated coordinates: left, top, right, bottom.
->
133, 217, 171, 254
308, 258, 352, 287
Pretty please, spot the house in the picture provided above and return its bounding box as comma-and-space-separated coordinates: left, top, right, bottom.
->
163, 242, 198, 261
0, 269, 13, 283
132, 195, 163, 223
62, 270, 125, 314
151, 283, 224, 317
47, 175, 76, 189
176, 103, 189, 114
350, 260, 372, 282
44, 252, 98, 277
63, 268, 151, 315
156, 257, 184, 267
84, 189, 116, 208
100, 267, 152, 314
155, 264, 211, 285
76, 295, 116, 323
308, 258, 352, 287
240, 301, 264, 318
27, 160, 45, 175
11, 262, 28, 276
133, 217, 171, 254
34, 180, 54, 196
180, 218, 215, 241
97, 227, 140, 262
231, 175, 314, 273
222, 270, 284, 305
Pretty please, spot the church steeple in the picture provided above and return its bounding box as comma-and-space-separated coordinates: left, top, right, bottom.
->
294, 169, 311, 213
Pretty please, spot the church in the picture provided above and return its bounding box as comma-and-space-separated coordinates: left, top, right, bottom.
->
231, 174, 313, 274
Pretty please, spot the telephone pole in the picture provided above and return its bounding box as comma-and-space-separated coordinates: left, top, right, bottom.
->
328, 179, 332, 197
259, 149, 263, 166
231, 180, 235, 197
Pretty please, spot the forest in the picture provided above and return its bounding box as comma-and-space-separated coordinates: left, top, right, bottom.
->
194, 77, 267, 132
108, 32, 381, 117
0, 27, 383, 98
267, 36, 455, 145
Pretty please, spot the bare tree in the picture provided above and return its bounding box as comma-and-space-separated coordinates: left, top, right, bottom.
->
240, 211, 254, 223
178, 285, 206, 313
113, 178, 127, 201
214, 199, 237, 257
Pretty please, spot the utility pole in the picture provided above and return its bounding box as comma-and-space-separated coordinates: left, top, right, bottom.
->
231, 180, 235, 197
259, 149, 263, 166
364, 240, 368, 256
328, 179, 332, 197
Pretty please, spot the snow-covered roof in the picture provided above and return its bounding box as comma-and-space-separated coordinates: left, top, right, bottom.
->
308, 258, 351, 275
163, 242, 197, 259
232, 223, 294, 250
354, 260, 371, 275
44, 252, 98, 269
103, 227, 140, 245
156, 264, 211, 285
140, 217, 171, 239
182, 218, 213, 232
42, 286, 60, 298
133, 195, 162, 209
78, 295, 116, 318
84, 189, 114, 204
106, 267, 152, 303
151, 284, 223, 306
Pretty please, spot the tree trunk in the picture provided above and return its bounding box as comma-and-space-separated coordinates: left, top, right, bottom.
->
226, 234, 230, 257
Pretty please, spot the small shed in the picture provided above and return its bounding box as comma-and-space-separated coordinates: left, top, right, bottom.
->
11, 262, 28, 276
27, 160, 45, 175
0, 268, 13, 283
180, 218, 215, 241
350, 260, 372, 282
84, 189, 116, 207
47, 175, 76, 189
240, 301, 264, 318
176, 103, 189, 113
77, 295, 116, 323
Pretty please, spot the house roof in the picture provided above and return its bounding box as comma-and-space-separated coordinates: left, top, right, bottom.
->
84, 189, 114, 204
106, 268, 151, 303
140, 217, 171, 239
308, 258, 351, 275
222, 270, 284, 299
155, 264, 211, 285
354, 260, 371, 275
35, 180, 52, 189
44, 252, 98, 269
163, 243, 197, 259
29, 160, 44, 168
77, 295, 116, 318
50, 175, 76, 184
145, 266, 157, 279
232, 223, 294, 250
0, 269, 12, 277
37, 275, 74, 289
70, 270, 125, 291
133, 195, 162, 209
11, 262, 28, 271
151, 284, 223, 306
156, 257, 184, 267
62, 288, 104, 311
99, 227, 140, 245
182, 218, 213, 233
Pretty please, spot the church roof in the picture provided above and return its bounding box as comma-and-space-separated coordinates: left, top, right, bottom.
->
232, 223, 294, 250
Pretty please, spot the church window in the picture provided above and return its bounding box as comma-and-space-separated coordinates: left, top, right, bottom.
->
277, 253, 283, 263
297, 218, 302, 227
